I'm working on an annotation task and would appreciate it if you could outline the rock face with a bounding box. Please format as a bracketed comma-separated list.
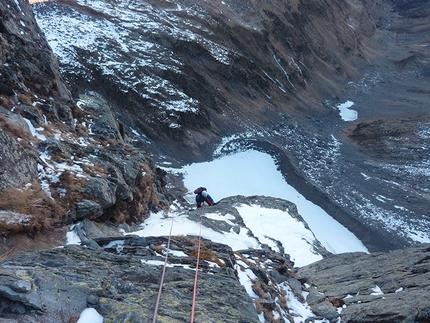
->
[296, 243, 430, 323]
[0, 127, 38, 192]
[0, 0, 170, 240]
[0, 0, 61, 193]
[0, 229, 428, 322]
[0, 238, 260, 323]
[0, 0, 70, 99]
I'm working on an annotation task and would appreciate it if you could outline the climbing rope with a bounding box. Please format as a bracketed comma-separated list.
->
[152, 215, 175, 323]
[190, 204, 205, 323]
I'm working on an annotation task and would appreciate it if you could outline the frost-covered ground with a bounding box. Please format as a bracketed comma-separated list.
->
[33, 0, 232, 129]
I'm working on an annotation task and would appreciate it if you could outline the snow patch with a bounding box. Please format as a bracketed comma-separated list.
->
[336, 100, 357, 121]
[370, 285, 384, 295]
[77, 308, 103, 323]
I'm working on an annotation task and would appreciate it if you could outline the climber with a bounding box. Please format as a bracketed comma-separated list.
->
[194, 187, 216, 208]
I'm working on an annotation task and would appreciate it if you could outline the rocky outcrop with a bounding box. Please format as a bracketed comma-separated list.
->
[296, 243, 430, 323]
[0, 127, 38, 193]
[0, 0, 70, 99]
[0, 195, 325, 322]
[0, 238, 260, 323]
[0, 222, 428, 322]
[0, 0, 170, 238]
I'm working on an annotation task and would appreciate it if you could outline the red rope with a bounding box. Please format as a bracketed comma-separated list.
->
[190, 205, 204, 323]
[152, 216, 174, 323]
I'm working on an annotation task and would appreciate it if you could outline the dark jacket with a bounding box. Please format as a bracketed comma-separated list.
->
[194, 187, 215, 207]
[196, 193, 215, 207]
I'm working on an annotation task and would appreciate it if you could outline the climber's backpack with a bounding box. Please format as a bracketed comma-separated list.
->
[194, 187, 207, 195]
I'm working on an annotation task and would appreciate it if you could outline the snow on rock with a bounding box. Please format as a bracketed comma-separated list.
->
[77, 308, 103, 323]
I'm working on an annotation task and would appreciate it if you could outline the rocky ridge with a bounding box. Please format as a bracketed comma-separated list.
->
[297, 243, 430, 323]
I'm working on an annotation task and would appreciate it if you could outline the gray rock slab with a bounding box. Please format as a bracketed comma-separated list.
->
[0, 241, 260, 323]
[297, 243, 430, 323]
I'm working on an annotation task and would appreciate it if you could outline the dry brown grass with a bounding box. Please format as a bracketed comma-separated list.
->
[112, 211, 127, 224]
[327, 296, 345, 308]
[235, 260, 290, 323]
[54, 170, 87, 207]
[186, 237, 226, 267]
[128, 163, 162, 221]
[154, 244, 165, 255]
[0, 182, 65, 233]
[251, 279, 267, 298]
[40, 121, 68, 135]
[81, 163, 107, 178]
[253, 299, 281, 323]
[0, 239, 34, 262]
[254, 299, 264, 314]
[0, 248, 16, 262]
[0, 96, 13, 109]
[70, 104, 86, 120]
[100, 136, 116, 148]
[253, 295, 283, 323]
[75, 123, 89, 138]
[264, 311, 277, 322]
[17, 93, 33, 106]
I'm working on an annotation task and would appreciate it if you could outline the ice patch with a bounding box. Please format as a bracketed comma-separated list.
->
[337, 100, 357, 121]
[66, 226, 81, 245]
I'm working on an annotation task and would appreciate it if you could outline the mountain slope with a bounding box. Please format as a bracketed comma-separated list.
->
[0, 0, 170, 255]
[29, 0, 430, 252]
[32, 0, 376, 159]
[0, 0, 429, 321]
[0, 0, 429, 266]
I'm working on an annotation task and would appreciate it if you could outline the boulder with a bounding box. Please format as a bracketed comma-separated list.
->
[0, 128, 38, 192]
[296, 243, 430, 323]
[83, 177, 117, 210]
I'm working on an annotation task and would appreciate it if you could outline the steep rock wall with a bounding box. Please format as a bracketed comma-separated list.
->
[0, 0, 170, 243]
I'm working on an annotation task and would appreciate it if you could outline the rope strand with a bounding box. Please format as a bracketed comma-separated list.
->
[152, 216, 174, 323]
[190, 205, 204, 323]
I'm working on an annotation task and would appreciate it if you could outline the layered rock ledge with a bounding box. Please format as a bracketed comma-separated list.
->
[296, 243, 430, 323]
